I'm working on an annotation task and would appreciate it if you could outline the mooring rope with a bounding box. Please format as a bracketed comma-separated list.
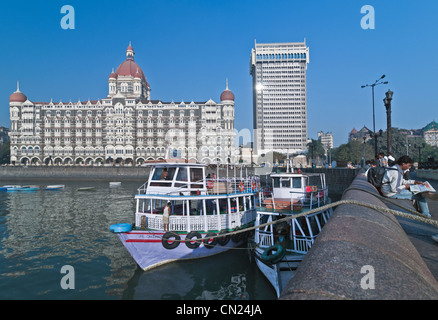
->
[155, 195, 438, 244]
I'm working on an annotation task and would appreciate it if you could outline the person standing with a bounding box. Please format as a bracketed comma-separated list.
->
[377, 152, 388, 167]
[380, 155, 431, 218]
[163, 202, 171, 231]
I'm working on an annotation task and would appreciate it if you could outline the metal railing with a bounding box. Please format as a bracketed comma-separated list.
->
[137, 176, 261, 196]
[257, 186, 329, 213]
[136, 208, 257, 232]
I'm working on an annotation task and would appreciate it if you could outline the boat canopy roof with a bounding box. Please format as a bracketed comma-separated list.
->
[141, 159, 206, 167]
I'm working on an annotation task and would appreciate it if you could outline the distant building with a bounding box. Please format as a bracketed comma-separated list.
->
[8, 43, 237, 166]
[423, 121, 438, 147]
[250, 40, 309, 156]
[317, 131, 333, 150]
[349, 126, 372, 142]
[0, 127, 9, 144]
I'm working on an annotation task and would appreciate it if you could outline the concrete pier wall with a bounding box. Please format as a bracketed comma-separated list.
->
[416, 169, 438, 180]
[0, 166, 150, 181]
[280, 174, 438, 300]
[0, 167, 361, 190]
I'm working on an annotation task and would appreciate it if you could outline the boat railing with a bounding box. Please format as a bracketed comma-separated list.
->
[136, 207, 257, 233]
[255, 209, 326, 255]
[137, 176, 261, 196]
[254, 211, 276, 248]
[257, 186, 328, 213]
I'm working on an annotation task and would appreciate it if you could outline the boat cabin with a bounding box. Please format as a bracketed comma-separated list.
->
[270, 172, 326, 201]
[139, 161, 207, 196]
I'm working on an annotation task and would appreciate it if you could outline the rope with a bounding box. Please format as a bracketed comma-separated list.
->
[343, 186, 426, 217]
[155, 197, 438, 244]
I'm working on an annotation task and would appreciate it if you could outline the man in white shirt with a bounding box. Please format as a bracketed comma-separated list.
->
[163, 202, 171, 231]
[381, 155, 431, 218]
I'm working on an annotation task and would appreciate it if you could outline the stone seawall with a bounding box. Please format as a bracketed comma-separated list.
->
[0, 166, 150, 181]
[416, 169, 438, 180]
[0, 166, 362, 188]
[280, 174, 438, 300]
[302, 168, 361, 196]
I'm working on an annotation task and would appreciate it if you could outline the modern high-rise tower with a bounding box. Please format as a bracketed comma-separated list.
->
[250, 40, 309, 156]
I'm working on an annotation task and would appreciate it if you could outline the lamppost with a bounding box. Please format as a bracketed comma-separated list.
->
[415, 143, 425, 164]
[362, 136, 367, 168]
[361, 75, 388, 158]
[383, 89, 394, 154]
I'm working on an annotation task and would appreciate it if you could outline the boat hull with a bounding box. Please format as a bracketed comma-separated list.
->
[117, 230, 247, 271]
[45, 185, 65, 190]
[254, 250, 281, 297]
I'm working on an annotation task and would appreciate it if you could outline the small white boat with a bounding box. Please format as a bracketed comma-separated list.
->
[252, 161, 333, 298]
[3, 185, 23, 191]
[77, 187, 96, 191]
[45, 185, 65, 190]
[109, 182, 122, 187]
[111, 159, 261, 271]
[19, 185, 40, 191]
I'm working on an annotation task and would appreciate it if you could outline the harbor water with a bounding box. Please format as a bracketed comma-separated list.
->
[0, 180, 276, 300]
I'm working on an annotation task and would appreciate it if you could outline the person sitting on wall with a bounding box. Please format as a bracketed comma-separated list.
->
[381, 155, 431, 218]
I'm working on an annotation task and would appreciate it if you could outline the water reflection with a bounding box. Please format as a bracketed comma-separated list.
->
[122, 248, 275, 300]
[0, 181, 138, 299]
[0, 180, 276, 300]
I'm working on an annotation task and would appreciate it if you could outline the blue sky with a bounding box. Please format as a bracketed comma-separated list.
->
[1, 0, 437, 147]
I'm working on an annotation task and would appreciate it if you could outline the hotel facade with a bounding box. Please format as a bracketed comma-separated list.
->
[9, 43, 237, 166]
[250, 41, 309, 156]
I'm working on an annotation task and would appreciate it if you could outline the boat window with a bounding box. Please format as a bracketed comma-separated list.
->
[190, 168, 203, 183]
[164, 167, 176, 181]
[281, 178, 290, 188]
[230, 198, 238, 213]
[273, 178, 280, 188]
[152, 167, 176, 181]
[205, 199, 215, 214]
[219, 198, 229, 214]
[176, 167, 188, 181]
[151, 168, 163, 180]
[292, 177, 302, 188]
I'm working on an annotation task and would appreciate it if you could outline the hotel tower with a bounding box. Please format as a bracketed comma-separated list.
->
[250, 40, 309, 156]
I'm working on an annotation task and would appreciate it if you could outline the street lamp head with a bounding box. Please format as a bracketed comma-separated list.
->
[361, 85, 366, 88]
[385, 89, 394, 100]
[383, 81, 388, 84]
[380, 75, 386, 79]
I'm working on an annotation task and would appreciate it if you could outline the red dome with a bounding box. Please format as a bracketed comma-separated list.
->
[220, 89, 234, 101]
[115, 59, 146, 81]
[9, 91, 27, 103]
[109, 71, 117, 79]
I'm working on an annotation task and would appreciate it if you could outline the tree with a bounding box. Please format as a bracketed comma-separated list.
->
[0, 142, 10, 164]
[306, 139, 326, 165]
[333, 139, 373, 164]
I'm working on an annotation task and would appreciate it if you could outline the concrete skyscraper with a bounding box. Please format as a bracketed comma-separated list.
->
[250, 40, 309, 157]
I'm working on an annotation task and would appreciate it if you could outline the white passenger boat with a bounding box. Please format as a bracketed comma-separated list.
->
[110, 159, 260, 271]
[252, 165, 333, 298]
